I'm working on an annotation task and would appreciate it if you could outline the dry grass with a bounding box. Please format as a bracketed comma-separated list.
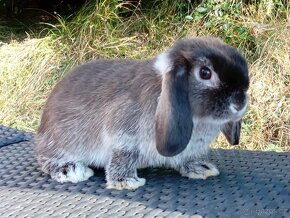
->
[0, 37, 69, 131]
[0, 0, 289, 151]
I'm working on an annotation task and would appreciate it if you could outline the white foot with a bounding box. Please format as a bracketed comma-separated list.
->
[106, 177, 146, 190]
[51, 162, 94, 183]
[181, 162, 220, 180]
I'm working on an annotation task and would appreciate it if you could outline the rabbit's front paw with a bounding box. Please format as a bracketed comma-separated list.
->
[106, 177, 146, 190]
[106, 148, 145, 190]
[179, 161, 219, 180]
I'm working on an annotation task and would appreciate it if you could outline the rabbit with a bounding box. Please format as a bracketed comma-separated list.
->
[35, 36, 249, 190]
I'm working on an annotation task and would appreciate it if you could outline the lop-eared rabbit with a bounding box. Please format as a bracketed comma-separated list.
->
[36, 37, 249, 190]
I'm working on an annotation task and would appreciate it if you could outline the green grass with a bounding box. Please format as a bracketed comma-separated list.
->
[0, 0, 289, 151]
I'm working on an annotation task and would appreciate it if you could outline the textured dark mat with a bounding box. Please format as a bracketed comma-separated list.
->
[0, 135, 289, 217]
[0, 125, 33, 147]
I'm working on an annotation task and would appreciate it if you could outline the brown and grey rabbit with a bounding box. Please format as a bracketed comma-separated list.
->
[36, 37, 249, 190]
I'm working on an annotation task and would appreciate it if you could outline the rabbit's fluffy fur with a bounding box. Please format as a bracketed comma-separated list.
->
[36, 37, 249, 190]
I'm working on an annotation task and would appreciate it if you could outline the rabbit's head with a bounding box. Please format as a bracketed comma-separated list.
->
[155, 37, 249, 156]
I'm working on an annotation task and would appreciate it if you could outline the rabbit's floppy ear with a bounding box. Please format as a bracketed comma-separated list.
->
[222, 120, 242, 145]
[155, 53, 193, 157]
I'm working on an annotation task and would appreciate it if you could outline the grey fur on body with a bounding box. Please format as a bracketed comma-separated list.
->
[36, 37, 249, 190]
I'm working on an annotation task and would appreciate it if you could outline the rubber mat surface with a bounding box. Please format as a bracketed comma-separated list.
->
[0, 125, 32, 147]
[0, 133, 289, 217]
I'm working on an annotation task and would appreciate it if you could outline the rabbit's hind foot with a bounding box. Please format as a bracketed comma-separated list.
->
[179, 161, 220, 180]
[50, 162, 94, 183]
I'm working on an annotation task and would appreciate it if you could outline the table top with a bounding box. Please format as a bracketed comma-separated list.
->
[0, 125, 289, 218]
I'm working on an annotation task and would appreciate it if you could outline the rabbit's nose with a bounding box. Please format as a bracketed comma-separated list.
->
[230, 92, 248, 113]
[229, 102, 247, 115]
[230, 103, 243, 113]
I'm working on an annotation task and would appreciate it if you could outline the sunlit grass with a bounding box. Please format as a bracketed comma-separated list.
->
[0, 0, 289, 151]
[0, 37, 69, 131]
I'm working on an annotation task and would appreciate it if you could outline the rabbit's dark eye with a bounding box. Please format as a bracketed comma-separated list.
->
[200, 67, 212, 80]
